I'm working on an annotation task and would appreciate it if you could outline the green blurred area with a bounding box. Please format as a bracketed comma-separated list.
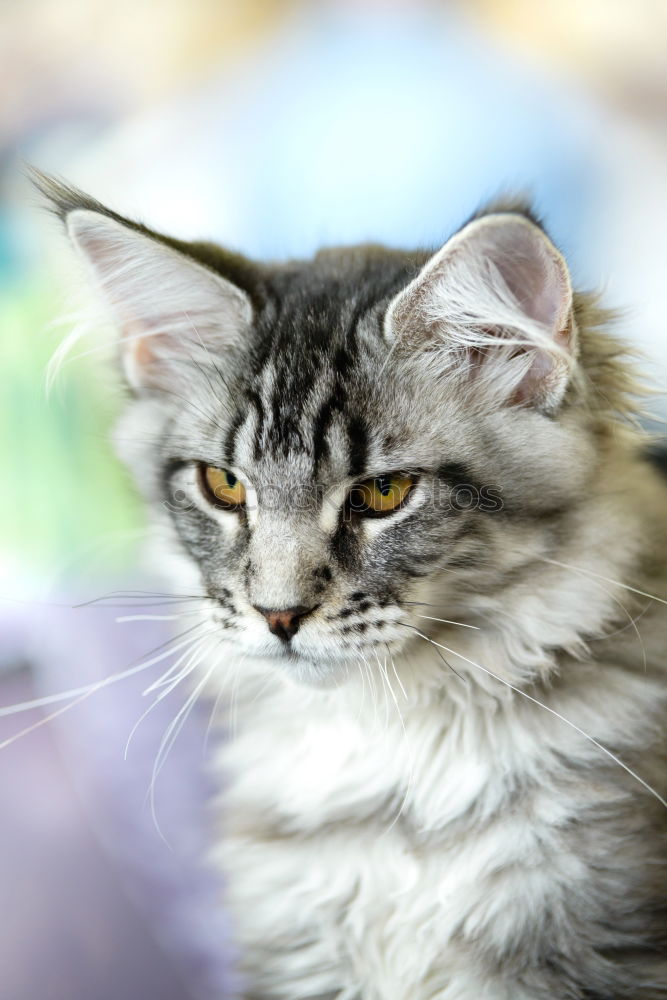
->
[1, 279, 142, 579]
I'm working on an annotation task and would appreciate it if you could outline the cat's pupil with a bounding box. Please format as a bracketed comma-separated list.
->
[376, 476, 392, 497]
[226, 471, 237, 487]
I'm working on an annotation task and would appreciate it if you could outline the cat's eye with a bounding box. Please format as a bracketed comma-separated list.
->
[200, 464, 247, 509]
[348, 473, 416, 517]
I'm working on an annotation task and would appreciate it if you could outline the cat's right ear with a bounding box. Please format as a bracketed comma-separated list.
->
[36, 174, 252, 391]
[384, 211, 575, 414]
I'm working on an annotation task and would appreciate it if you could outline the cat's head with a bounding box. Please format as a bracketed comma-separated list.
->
[41, 174, 629, 687]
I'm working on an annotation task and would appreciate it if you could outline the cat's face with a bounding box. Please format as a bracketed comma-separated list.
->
[141, 303, 586, 685]
[47, 177, 590, 685]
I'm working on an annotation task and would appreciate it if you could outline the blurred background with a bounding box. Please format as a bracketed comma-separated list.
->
[2, 1, 667, 997]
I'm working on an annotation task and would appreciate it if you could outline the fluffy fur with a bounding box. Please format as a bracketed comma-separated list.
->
[39, 170, 667, 999]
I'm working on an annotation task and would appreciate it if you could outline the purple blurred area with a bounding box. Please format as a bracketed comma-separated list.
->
[0, 671, 191, 1000]
[0, 595, 236, 1000]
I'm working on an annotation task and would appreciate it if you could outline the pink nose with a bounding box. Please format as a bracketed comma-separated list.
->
[254, 605, 317, 642]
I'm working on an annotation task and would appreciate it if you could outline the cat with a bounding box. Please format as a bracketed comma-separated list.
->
[37, 171, 667, 999]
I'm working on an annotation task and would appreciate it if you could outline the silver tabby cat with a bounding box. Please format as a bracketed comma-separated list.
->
[40, 173, 667, 999]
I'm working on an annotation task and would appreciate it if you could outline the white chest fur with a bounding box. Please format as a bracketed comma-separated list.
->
[208, 634, 638, 1000]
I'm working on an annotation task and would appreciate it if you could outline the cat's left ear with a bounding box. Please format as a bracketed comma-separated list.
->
[384, 213, 576, 413]
[64, 209, 253, 391]
[29, 166, 254, 392]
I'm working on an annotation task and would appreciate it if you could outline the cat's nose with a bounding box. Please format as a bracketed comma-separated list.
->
[254, 604, 318, 642]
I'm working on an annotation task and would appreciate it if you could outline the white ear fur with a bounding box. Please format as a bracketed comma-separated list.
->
[385, 214, 575, 412]
[66, 210, 252, 390]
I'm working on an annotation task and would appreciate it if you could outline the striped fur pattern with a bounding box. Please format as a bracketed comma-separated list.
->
[41, 172, 667, 999]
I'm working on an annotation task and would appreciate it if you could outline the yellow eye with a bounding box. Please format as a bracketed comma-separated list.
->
[201, 465, 247, 509]
[349, 473, 416, 517]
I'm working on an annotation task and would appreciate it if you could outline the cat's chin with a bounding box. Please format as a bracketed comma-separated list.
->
[255, 647, 357, 689]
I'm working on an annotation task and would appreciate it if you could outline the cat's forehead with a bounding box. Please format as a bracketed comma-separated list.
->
[167, 247, 473, 479]
[213, 263, 386, 477]
[230, 321, 379, 485]
[248, 246, 427, 351]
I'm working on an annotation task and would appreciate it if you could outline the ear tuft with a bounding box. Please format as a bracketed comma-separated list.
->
[64, 208, 252, 391]
[28, 165, 125, 227]
[385, 213, 575, 413]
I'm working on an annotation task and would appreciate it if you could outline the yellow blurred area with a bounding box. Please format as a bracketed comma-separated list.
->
[1, 0, 293, 124]
[468, 0, 667, 114]
[4, 0, 667, 120]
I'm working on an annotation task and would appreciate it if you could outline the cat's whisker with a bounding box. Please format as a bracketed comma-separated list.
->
[387, 646, 408, 701]
[126, 620, 214, 676]
[95, 601, 209, 609]
[148, 659, 219, 844]
[416, 614, 479, 630]
[378, 653, 393, 734]
[115, 613, 187, 623]
[247, 669, 280, 709]
[380, 649, 408, 734]
[0, 628, 208, 750]
[383, 656, 402, 724]
[402, 600, 483, 615]
[220, 663, 238, 743]
[374, 648, 416, 838]
[188, 345, 227, 405]
[405, 625, 667, 812]
[589, 600, 652, 641]
[399, 600, 444, 608]
[372, 651, 391, 731]
[352, 657, 367, 724]
[19, 623, 205, 759]
[359, 651, 380, 731]
[228, 653, 251, 742]
[374, 649, 396, 715]
[147, 381, 216, 425]
[537, 556, 667, 608]
[371, 651, 386, 720]
[0, 591, 212, 612]
[182, 324, 236, 416]
[174, 314, 236, 394]
[142, 630, 217, 695]
[203, 648, 240, 755]
[477, 596, 650, 654]
[362, 658, 378, 729]
[140, 643, 206, 702]
[203, 687, 226, 756]
[74, 589, 214, 607]
[399, 621, 467, 684]
[510, 559, 649, 670]
[0, 621, 211, 722]
[601, 589, 648, 673]
[126, 633, 216, 757]
[0, 685, 119, 751]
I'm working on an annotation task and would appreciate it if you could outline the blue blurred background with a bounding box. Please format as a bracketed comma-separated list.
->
[2, 1, 667, 997]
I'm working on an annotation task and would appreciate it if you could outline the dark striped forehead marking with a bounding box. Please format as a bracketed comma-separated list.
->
[312, 391, 339, 469]
[221, 256, 423, 471]
[224, 410, 244, 466]
[246, 390, 265, 460]
[347, 415, 368, 478]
